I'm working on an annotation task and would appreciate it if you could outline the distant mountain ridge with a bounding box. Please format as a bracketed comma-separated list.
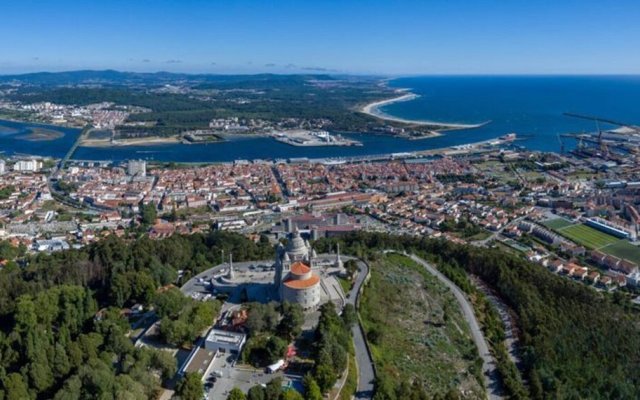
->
[0, 69, 347, 86]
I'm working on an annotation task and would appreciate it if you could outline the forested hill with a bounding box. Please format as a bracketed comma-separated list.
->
[2, 71, 393, 136]
[315, 232, 640, 400]
[0, 232, 273, 399]
[0, 70, 343, 86]
[0, 232, 273, 319]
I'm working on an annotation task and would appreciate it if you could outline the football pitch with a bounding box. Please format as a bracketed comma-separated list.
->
[601, 241, 640, 264]
[556, 224, 620, 249]
[542, 218, 574, 230]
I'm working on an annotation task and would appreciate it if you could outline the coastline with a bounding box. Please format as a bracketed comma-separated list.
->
[360, 90, 486, 130]
[0, 116, 82, 130]
[80, 136, 182, 147]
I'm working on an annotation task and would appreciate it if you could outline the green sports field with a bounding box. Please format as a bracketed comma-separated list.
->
[601, 241, 640, 264]
[546, 219, 640, 263]
[542, 218, 574, 230]
[556, 224, 620, 249]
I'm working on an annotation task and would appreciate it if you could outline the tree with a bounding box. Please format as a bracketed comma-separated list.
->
[265, 336, 287, 364]
[265, 377, 283, 400]
[344, 259, 359, 278]
[53, 343, 71, 378]
[129, 271, 156, 304]
[278, 301, 304, 339]
[153, 287, 188, 318]
[159, 317, 190, 347]
[53, 374, 82, 400]
[279, 389, 303, 400]
[341, 303, 357, 327]
[4, 373, 30, 400]
[314, 362, 337, 393]
[151, 349, 177, 380]
[175, 372, 203, 400]
[303, 374, 323, 400]
[227, 387, 246, 400]
[247, 386, 266, 400]
[109, 273, 132, 307]
[29, 354, 54, 393]
[141, 202, 157, 225]
[246, 302, 280, 335]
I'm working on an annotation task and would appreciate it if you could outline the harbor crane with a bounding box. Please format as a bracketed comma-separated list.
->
[563, 112, 640, 158]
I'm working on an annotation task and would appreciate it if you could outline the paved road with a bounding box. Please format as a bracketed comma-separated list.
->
[471, 216, 526, 248]
[180, 255, 377, 399]
[347, 260, 376, 400]
[472, 278, 521, 368]
[406, 253, 503, 400]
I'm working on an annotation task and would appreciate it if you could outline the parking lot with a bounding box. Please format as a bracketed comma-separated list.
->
[204, 352, 302, 399]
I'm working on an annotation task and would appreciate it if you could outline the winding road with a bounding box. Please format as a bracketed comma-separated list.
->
[347, 260, 376, 400]
[405, 253, 503, 400]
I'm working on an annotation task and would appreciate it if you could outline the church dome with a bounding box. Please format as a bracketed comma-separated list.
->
[285, 231, 309, 258]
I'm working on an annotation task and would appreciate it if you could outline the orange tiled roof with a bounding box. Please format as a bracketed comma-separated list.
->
[283, 275, 320, 290]
[290, 261, 311, 276]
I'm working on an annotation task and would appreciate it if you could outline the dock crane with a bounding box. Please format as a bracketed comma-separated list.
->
[563, 112, 638, 158]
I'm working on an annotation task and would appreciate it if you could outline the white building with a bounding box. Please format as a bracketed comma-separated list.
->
[13, 159, 43, 172]
[0, 160, 5, 175]
[33, 239, 70, 252]
[204, 328, 246, 354]
[127, 160, 146, 177]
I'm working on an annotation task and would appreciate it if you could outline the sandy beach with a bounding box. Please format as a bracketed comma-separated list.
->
[360, 90, 485, 129]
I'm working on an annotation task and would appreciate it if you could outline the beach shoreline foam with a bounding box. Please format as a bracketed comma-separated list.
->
[360, 89, 487, 130]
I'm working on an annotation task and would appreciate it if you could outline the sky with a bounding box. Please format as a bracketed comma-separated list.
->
[1, 0, 639, 75]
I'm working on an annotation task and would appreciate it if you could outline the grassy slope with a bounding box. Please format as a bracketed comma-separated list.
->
[360, 253, 484, 398]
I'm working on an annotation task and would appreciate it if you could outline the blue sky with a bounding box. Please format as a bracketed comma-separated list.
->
[1, 0, 639, 75]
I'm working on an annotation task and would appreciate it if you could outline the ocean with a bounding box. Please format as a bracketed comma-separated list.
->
[2, 76, 639, 162]
[383, 75, 640, 152]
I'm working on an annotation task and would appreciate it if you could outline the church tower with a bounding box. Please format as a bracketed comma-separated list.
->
[274, 229, 315, 299]
[335, 243, 343, 269]
[227, 252, 235, 280]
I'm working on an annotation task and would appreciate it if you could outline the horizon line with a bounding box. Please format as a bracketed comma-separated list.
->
[1, 69, 640, 79]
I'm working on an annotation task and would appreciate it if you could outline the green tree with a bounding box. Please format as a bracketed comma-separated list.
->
[151, 349, 177, 381]
[4, 373, 30, 400]
[247, 386, 266, 400]
[344, 259, 359, 278]
[279, 389, 303, 400]
[141, 202, 157, 225]
[53, 374, 82, 400]
[109, 273, 132, 307]
[114, 374, 147, 399]
[129, 271, 156, 304]
[153, 287, 188, 318]
[159, 317, 190, 347]
[246, 302, 280, 335]
[341, 303, 357, 327]
[314, 362, 337, 393]
[228, 387, 247, 400]
[53, 343, 71, 378]
[303, 374, 322, 400]
[278, 301, 304, 339]
[28, 354, 54, 393]
[265, 377, 283, 400]
[265, 336, 287, 364]
[175, 372, 203, 400]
